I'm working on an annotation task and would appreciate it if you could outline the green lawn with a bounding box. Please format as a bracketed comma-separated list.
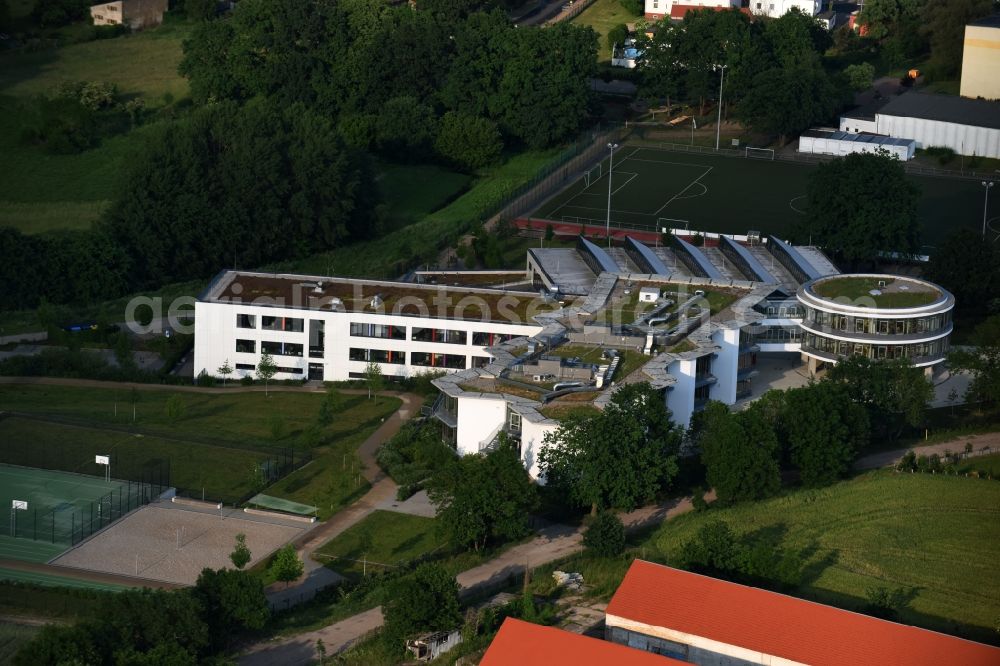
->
[273, 148, 562, 279]
[0, 568, 126, 591]
[0, 386, 402, 506]
[0, 385, 390, 451]
[315, 510, 444, 581]
[957, 454, 1000, 478]
[534, 144, 991, 248]
[533, 471, 1000, 643]
[812, 277, 939, 308]
[378, 163, 472, 230]
[0, 22, 192, 235]
[570, 0, 638, 62]
[258, 397, 401, 520]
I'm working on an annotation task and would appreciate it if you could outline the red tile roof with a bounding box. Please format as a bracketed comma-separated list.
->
[480, 618, 688, 666]
[606, 561, 1000, 666]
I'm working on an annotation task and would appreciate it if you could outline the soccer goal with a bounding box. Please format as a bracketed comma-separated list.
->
[745, 147, 775, 160]
[583, 162, 602, 187]
[658, 218, 690, 234]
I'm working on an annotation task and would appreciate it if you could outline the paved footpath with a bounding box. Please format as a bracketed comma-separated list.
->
[265, 393, 421, 610]
[854, 431, 1000, 471]
[238, 495, 702, 665]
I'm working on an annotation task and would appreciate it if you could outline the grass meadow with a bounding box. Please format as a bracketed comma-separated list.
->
[530, 471, 1000, 644]
[0, 20, 193, 235]
[0, 386, 401, 508]
[569, 0, 638, 62]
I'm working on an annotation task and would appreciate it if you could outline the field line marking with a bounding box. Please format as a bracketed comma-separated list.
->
[611, 172, 639, 196]
[557, 203, 659, 217]
[620, 157, 714, 169]
[673, 181, 708, 200]
[653, 165, 713, 216]
[789, 195, 807, 215]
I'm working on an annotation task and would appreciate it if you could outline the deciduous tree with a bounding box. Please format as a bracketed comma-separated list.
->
[540, 382, 681, 514]
[271, 544, 304, 587]
[229, 533, 252, 570]
[799, 152, 920, 266]
[949, 315, 1000, 406]
[826, 356, 932, 440]
[257, 351, 277, 397]
[783, 382, 869, 486]
[382, 564, 462, 650]
[193, 568, 269, 651]
[695, 401, 781, 504]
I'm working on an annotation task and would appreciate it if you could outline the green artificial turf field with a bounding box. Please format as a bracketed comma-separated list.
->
[533, 145, 990, 249]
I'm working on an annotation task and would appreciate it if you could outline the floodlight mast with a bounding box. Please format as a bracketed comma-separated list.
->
[983, 181, 995, 239]
[714, 64, 728, 151]
[606, 142, 618, 248]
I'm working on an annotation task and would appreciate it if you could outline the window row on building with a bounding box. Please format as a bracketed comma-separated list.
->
[750, 326, 803, 343]
[234, 362, 302, 375]
[804, 308, 950, 335]
[802, 333, 949, 361]
[236, 314, 306, 332]
[235, 339, 306, 357]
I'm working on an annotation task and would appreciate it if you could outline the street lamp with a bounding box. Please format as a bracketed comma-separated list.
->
[714, 64, 728, 151]
[606, 142, 618, 247]
[983, 181, 995, 239]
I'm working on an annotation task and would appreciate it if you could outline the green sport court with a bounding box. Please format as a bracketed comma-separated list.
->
[0, 464, 149, 562]
[532, 145, 989, 249]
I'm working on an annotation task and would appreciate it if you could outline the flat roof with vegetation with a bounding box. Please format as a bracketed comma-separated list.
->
[809, 276, 943, 309]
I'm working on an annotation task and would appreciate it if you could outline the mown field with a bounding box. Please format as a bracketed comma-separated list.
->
[569, 0, 638, 62]
[0, 20, 194, 234]
[0, 385, 401, 508]
[532, 471, 1000, 643]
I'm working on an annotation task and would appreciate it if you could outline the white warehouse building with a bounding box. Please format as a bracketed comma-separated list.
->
[798, 129, 915, 160]
[840, 92, 1000, 159]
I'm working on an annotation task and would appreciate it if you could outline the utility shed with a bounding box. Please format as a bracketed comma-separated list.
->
[798, 129, 915, 160]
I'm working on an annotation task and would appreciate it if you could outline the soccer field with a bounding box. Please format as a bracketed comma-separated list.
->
[532, 145, 989, 248]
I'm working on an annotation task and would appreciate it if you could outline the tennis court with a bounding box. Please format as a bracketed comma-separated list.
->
[0, 464, 158, 559]
[532, 144, 987, 248]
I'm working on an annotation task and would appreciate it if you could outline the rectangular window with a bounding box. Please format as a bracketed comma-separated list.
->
[237, 314, 256, 329]
[261, 316, 304, 332]
[472, 356, 492, 368]
[275, 366, 304, 375]
[508, 410, 522, 432]
[261, 341, 303, 357]
[411, 352, 466, 369]
[411, 327, 468, 345]
[472, 332, 516, 347]
[855, 319, 866, 333]
[348, 348, 405, 364]
[350, 322, 406, 340]
[878, 320, 889, 334]
[235, 363, 254, 370]
[235, 339, 255, 353]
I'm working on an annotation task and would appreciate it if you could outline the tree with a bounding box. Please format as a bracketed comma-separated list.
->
[540, 382, 681, 514]
[844, 62, 876, 91]
[607, 23, 629, 51]
[217, 359, 233, 386]
[695, 401, 781, 504]
[583, 511, 626, 556]
[229, 533, 252, 570]
[271, 544, 304, 587]
[374, 96, 438, 159]
[949, 315, 1000, 406]
[864, 585, 909, 620]
[428, 436, 538, 551]
[924, 229, 1000, 312]
[738, 61, 841, 144]
[364, 359, 384, 403]
[382, 563, 462, 651]
[434, 112, 503, 171]
[921, 0, 993, 78]
[636, 22, 684, 111]
[826, 357, 932, 440]
[318, 389, 338, 426]
[184, 0, 216, 20]
[783, 382, 869, 486]
[192, 568, 269, 651]
[619, 0, 642, 15]
[857, 0, 922, 41]
[799, 152, 920, 266]
[257, 351, 277, 397]
[102, 100, 382, 289]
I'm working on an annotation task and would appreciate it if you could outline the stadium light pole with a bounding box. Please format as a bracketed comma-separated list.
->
[606, 142, 618, 248]
[983, 181, 995, 239]
[714, 64, 727, 151]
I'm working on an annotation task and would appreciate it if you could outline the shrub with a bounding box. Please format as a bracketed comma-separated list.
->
[691, 487, 708, 512]
[240, 374, 254, 386]
[583, 512, 626, 557]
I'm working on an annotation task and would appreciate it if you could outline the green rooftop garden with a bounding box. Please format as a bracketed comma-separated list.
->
[812, 277, 941, 308]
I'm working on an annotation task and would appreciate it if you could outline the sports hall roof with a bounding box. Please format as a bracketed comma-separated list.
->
[480, 618, 686, 666]
[607, 561, 1000, 666]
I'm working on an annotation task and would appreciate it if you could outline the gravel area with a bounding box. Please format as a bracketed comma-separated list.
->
[53, 505, 306, 585]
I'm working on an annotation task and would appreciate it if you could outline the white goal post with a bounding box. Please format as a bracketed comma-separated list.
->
[583, 162, 602, 187]
[745, 147, 775, 160]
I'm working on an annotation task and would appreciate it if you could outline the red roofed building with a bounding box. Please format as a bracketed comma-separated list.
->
[605, 560, 1000, 666]
[481, 617, 689, 666]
